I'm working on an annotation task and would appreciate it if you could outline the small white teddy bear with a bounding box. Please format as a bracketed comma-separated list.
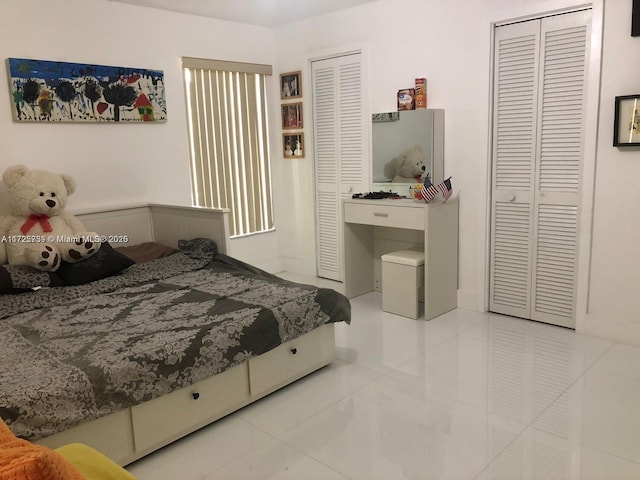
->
[0, 165, 100, 271]
[384, 145, 427, 183]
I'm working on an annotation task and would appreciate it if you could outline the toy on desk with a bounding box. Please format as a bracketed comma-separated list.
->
[409, 184, 424, 201]
[383, 145, 426, 183]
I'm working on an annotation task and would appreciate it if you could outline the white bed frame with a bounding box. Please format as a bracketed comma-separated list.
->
[36, 204, 336, 466]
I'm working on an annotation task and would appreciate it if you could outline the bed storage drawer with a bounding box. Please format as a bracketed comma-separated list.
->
[248, 323, 335, 397]
[344, 202, 424, 230]
[38, 409, 134, 463]
[131, 362, 250, 453]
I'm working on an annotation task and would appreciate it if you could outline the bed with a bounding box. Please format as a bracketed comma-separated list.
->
[0, 204, 350, 466]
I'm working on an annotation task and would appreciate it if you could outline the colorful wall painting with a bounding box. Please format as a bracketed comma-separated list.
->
[7, 58, 167, 122]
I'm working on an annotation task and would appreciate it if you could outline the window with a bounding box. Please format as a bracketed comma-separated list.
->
[183, 57, 274, 237]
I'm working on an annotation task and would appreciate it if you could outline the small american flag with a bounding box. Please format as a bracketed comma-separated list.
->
[438, 177, 453, 203]
[420, 176, 438, 203]
[421, 177, 453, 204]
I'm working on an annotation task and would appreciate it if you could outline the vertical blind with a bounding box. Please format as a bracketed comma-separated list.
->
[183, 57, 274, 237]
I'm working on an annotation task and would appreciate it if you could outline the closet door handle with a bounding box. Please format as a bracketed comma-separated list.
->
[373, 212, 389, 217]
[508, 194, 516, 202]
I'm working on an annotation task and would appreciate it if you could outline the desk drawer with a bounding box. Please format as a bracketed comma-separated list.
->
[344, 202, 424, 230]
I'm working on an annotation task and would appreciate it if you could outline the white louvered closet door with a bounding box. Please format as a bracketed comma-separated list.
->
[490, 10, 590, 328]
[490, 20, 540, 320]
[312, 53, 368, 281]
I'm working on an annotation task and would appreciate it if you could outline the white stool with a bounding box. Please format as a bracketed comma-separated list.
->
[381, 249, 425, 319]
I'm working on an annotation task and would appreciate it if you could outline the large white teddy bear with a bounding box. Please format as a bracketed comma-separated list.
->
[0, 165, 100, 271]
[384, 145, 427, 183]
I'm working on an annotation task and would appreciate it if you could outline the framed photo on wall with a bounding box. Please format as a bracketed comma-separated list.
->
[280, 71, 301, 99]
[283, 132, 304, 158]
[613, 94, 640, 146]
[281, 102, 303, 130]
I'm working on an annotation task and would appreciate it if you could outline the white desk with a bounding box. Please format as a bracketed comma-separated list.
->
[343, 197, 458, 320]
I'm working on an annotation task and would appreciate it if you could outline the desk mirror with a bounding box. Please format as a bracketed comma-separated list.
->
[371, 109, 444, 195]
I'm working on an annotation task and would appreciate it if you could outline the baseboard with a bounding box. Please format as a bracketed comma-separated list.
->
[457, 288, 482, 312]
[581, 313, 640, 346]
[255, 258, 284, 274]
[283, 257, 317, 277]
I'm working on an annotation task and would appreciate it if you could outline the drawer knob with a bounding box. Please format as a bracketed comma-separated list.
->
[192, 392, 200, 400]
[290, 348, 297, 355]
[373, 212, 389, 217]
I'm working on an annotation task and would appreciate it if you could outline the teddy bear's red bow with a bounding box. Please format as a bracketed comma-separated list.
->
[20, 214, 53, 235]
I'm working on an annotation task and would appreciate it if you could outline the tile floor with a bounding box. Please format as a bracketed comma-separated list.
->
[128, 278, 640, 479]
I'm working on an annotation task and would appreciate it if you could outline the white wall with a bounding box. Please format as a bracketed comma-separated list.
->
[0, 0, 282, 270]
[586, 0, 640, 344]
[273, 0, 640, 344]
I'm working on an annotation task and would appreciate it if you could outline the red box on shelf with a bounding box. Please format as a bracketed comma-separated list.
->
[415, 78, 427, 109]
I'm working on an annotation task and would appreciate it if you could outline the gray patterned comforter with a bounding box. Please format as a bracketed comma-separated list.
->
[0, 239, 350, 441]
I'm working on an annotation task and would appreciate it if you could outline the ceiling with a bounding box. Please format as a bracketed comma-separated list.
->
[109, 0, 377, 27]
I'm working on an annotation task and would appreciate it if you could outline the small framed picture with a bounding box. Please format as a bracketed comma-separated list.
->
[280, 71, 301, 99]
[283, 132, 304, 158]
[281, 102, 303, 130]
[613, 94, 640, 146]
